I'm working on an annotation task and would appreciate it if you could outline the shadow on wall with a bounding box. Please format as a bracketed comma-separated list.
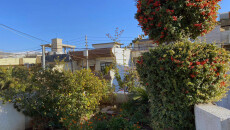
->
[216, 90, 230, 110]
[111, 65, 131, 92]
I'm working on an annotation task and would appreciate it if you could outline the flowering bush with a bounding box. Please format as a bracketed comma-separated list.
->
[135, 0, 222, 44]
[136, 41, 230, 129]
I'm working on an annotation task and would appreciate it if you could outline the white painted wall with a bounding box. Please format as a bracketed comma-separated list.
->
[0, 102, 25, 130]
[111, 48, 131, 91]
[195, 104, 230, 130]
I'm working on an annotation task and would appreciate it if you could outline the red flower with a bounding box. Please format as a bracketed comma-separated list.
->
[157, 22, 162, 27]
[190, 74, 195, 78]
[172, 16, 177, 21]
[190, 66, 195, 69]
[185, 90, 189, 94]
[201, 12, 205, 15]
[201, 61, 206, 65]
[216, 72, 220, 76]
[171, 56, 174, 61]
[221, 81, 226, 87]
[196, 62, 200, 65]
[190, 62, 193, 66]
[146, 83, 149, 86]
[164, 27, 167, 30]
[166, 9, 170, 13]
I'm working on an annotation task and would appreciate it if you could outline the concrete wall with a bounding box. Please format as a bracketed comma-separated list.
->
[195, 104, 230, 130]
[21, 58, 37, 64]
[0, 102, 26, 130]
[0, 57, 40, 66]
[0, 58, 20, 66]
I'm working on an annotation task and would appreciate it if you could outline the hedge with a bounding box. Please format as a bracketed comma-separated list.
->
[136, 41, 230, 129]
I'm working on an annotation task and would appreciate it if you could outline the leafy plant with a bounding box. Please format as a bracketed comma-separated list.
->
[0, 66, 109, 129]
[136, 41, 230, 129]
[131, 86, 148, 104]
[121, 87, 150, 128]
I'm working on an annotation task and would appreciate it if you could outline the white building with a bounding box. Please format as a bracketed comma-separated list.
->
[70, 42, 131, 91]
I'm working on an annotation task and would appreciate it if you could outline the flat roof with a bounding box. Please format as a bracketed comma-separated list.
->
[41, 44, 75, 48]
[92, 42, 123, 46]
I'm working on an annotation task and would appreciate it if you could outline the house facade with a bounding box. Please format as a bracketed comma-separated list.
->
[131, 39, 156, 66]
[70, 42, 131, 91]
[42, 38, 75, 71]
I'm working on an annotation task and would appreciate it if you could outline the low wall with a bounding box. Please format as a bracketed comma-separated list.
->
[0, 102, 25, 130]
[195, 104, 230, 130]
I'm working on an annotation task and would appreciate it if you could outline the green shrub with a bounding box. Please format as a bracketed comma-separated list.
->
[136, 41, 230, 129]
[121, 87, 150, 127]
[107, 116, 136, 130]
[0, 67, 109, 129]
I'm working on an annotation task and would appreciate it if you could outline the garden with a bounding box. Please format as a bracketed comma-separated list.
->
[0, 0, 230, 129]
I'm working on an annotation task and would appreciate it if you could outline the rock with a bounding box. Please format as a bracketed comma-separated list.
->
[101, 106, 112, 113]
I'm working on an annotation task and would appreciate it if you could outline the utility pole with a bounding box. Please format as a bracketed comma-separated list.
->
[85, 35, 88, 69]
[42, 45, 45, 69]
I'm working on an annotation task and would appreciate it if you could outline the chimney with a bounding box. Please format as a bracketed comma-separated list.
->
[51, 38, 63, 54]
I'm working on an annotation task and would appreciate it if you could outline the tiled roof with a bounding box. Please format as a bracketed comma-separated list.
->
[70, 48, 114, 61]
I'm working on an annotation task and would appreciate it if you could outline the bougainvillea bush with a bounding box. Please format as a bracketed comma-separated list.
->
[135, 0, 222, 44]
[136, 41, 230, 129]
[0, 67, 109, 129]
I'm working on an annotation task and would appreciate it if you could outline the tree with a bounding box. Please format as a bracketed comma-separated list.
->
[106, 27, 124, 43]
[135, 0, 222, 44]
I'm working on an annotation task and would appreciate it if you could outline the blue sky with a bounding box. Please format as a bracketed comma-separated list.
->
[0, 0, 229, 52]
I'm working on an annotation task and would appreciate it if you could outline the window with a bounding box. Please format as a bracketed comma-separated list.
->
[100, 62, 112, 72]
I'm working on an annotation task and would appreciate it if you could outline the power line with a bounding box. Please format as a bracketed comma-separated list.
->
[87, 36, 134, 38]
[62, 36, 85, 43]
[0, 24, 50, 43]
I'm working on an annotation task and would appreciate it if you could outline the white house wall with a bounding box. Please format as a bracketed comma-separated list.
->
[111, 48, 131, 91]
